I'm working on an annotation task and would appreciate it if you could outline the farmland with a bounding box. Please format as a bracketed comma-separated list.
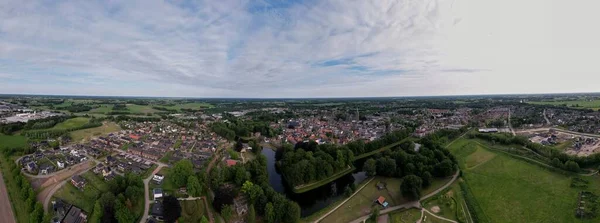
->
[51, 117, 91, 130]
[449, 138, 600, 223]
[529, 99, 600, 111]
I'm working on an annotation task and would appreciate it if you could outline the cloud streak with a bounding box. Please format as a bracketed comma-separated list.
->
[1, 0, 599, 97]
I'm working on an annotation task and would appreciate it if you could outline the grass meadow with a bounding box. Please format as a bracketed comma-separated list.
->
[449, 138, 600, 223]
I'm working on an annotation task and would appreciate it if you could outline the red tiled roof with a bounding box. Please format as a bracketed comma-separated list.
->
[226, 159, 238, 167]
[377, 196, 386, 204]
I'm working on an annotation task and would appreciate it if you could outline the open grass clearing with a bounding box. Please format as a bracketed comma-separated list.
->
[449, 138, 600, 223]
[70, 122, 121, 142]
[322, 176, 452, 223]
[464, 145, 496, 169]
[423, 211, 453, 223]
[389, 208, 422, 223]
[529, 100, 600, 111]
[51, 117, 91, 130]
[81, 171, 110, 192]
[0, 134, 28, 149]
[53, 183, 101, 213]
[126, 104, 161, 114]
[179, 199, 209, 223]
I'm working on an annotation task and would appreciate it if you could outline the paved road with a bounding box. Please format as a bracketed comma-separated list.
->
[0, 170, 17, 223]
[543, 109, 551, 126]
[43, 180, 67, 211]
[139, 165, 165, 223]
[508, 108, 516, 136]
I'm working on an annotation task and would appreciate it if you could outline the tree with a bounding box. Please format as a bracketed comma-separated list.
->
[114, 200, 135, 223]
[283, 201, 301, 223]
[400, 175, 423, 200]
[566, 160, 581, 172]
[163, 196, 182, 223]
[29, 203, 44, 223]
[233, 165, 248, 186]
[91, 201, 103, 222]
[368, 206, 380, 222]
[221, 204, 233, 222]
[344, 185, 353, 197]
[422, 171, 432, 188]
[265, 202, 275, 223]
[200, 216, 209, 223]
[247, 204, 256, 223]
[242, 181, 262, 202]
[171, 160, 194, 187]
[433, 159, 454, 177]
[187, 176, 202, 197]
[363, 158, 377, 176]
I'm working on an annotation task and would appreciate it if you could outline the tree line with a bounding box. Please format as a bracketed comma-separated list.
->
[210, 152, 301, 223]
[210, 117, 279, 141]
[88, 174, 145, 223]
[363, 137, 457, 200]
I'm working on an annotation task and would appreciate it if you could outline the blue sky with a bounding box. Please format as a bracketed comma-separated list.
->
[1, 0, 599, 97]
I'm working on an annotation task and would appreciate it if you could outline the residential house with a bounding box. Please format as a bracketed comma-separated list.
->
[153, 188, 163, 200]
[26, 162, 37, 173]
[152, 174, 164, 184]
[61, 205, 88, 223]
[150, 202, 164, 221]
[57, 161, 65, 169]
[71, 175, 86, 190]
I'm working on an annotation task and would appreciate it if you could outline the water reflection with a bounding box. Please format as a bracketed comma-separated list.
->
[261, 148, 368, 217]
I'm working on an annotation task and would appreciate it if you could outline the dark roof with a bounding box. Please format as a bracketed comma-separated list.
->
[151, 202, 164, 217]
[71, 175, 85, 184]
[62, 206, 86, 223]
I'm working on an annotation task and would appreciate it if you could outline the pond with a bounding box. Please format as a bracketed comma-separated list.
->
[261, 147, 368, 217]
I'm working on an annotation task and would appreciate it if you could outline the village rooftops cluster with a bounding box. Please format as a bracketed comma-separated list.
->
[272, 115, 401, 145]
[20, 146, 88, 175]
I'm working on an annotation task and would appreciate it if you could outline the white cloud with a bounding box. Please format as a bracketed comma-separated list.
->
[0, 0, 599, 97]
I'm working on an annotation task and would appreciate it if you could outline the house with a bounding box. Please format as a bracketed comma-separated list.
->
[376, 196, 389, 208]
[106, 156, 117, 166]
[225, 159, 238, 167]
[26, 162, 37, 173]
[40, 164, 54, 175]
[102, 167, 112, 178]
[57, 161, 66, 169]
[93, 163, 105, 174]
[71, 175, 86, 190]
[152, 174, 164, 184]
[52, 199, 72, 220]
[61, 205, 87, 223]
[129, 134, 141, 141]
[150, 202, 164, 221]
[153, 188, 163, 200]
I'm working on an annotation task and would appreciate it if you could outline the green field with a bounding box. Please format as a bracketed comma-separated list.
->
[81, 172, 110, 192]
[449, 138, 600, 223]
[88, 105, 113, 114]
[179, 199, 209, 223]
[163, 102, 214, 110]
[389, 208, 422, 223]
[51, 117, 90, 130]
[529, 99, 600, 110]
[322, 176, 452, 223]
[70, 122, 121, 142]
[54, 183, 102, 213]
[0, 134, 28, 149]
[126, 104, 160, 114]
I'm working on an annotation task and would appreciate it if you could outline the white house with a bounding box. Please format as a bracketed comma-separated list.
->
[153, 188, 163, 200]
[152, 174, 164, 184]
[70, 150, 79, 156]
[57, 161, 65, 169]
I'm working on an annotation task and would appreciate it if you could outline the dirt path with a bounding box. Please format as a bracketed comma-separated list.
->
[423, 208, 458, 223]
[0, 169, 16, 223]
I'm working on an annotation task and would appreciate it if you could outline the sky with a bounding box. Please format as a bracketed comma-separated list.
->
[1, 0, 599, 98]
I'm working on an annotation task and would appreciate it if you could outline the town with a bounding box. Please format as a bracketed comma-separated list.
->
[2, 95, 600, 223]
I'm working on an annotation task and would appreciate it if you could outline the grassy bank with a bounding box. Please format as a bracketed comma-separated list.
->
[353, 137, 413, 160]
[292, 166, 356, 194]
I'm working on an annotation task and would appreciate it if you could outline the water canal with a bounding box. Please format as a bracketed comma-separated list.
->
[261, 147, 368, 217]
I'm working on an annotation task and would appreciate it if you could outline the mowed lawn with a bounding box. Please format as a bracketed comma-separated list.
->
[0, 134, 28, 149]
[449, 139, 600, 223]
[322, 176, 452, 223]
[179, 199, 209, 223]
[70, 122, 121, 142]
[389, 208, 422, 223]
[54, 183, 102, 213]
